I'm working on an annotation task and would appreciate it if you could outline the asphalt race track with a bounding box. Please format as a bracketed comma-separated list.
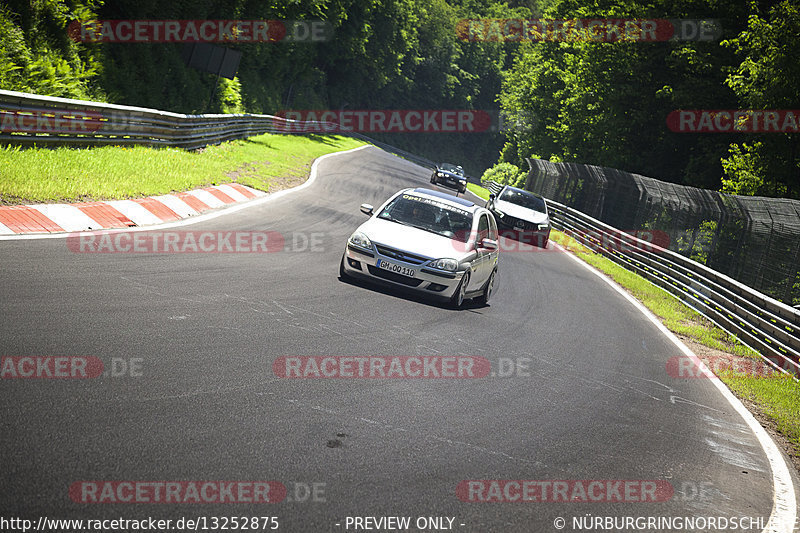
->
[0, 146, 796, 532]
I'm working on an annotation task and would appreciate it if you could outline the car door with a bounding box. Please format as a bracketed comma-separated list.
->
[470, 214, 491, 289]
[487, 214, 499, 273]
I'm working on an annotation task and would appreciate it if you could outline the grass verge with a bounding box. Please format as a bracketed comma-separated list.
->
[0, 134, 365, 204]
[471, 182, 800, 468]
[721, 371, 800, 454]
[467, 182, 490, 201]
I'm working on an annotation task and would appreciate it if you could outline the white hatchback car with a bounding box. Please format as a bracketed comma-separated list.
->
[487, 185, 551, 247]
[340, 188, 499, 307]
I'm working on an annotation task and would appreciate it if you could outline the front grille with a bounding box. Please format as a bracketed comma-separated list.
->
[374, 244, 429, 265]
[367, 265, 424, 287]
[499, 215, 538, 231]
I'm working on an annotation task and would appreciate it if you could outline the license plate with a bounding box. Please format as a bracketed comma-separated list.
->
[377, 259, 415, 277]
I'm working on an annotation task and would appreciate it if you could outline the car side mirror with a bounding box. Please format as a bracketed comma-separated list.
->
[480, 238, 498, 251]
[489, 193, 496, 201]
[360, 204, 373, 216]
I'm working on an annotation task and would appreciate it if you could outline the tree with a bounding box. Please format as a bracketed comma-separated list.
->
[498, 0, 752, 188]
[722, 0, 800, 198]
[0, 1, 104, 100]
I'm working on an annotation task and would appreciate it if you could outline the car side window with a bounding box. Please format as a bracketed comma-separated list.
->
[488, 215, 497, 241]
[477, 214, 489, 243]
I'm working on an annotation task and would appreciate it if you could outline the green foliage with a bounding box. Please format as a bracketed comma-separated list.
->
[218, 77, 243, 114]
[83, 0, 531, 174]
[0, 1, 104, 99]
[723, 1, 800, 109]
[688, 220, 717, 264]
[481, 161, 526, 187]
[720, 142, 769, 196]
[721, 0, 800, 198]
[8, 0, 799, 197]
[1, 0, 537, 175]
[496, 0, 786, 191]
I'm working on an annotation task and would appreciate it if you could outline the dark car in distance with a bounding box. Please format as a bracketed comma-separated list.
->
[430, 163, 467, 194]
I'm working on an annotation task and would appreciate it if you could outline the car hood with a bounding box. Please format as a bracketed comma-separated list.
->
[495, 199, 549, 224]
[357, 217, 473, 261]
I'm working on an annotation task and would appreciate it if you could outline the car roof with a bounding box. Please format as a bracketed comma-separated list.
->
[407, 188, 477, 210]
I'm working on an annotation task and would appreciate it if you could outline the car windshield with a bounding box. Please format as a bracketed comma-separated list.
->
[439, 163, 463, 175]
[378, 194, 473, 242]
[499, 188, 546, 212]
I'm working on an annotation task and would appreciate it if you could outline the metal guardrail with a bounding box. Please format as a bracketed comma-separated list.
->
[0, 90, 439, 171]
[483, 180, 800, 379]
[0, 90, 283, 149]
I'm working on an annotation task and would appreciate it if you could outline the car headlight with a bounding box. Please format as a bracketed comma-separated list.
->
[348, 232, 373, 250]
[538, 222, 550, 230]
[494, 210, 505, 218]
[429, 258, 459, 271]
[437, 172, 445, 177]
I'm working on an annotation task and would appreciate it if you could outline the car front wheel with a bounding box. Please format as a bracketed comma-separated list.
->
[476, 268, 496, 306]
[450, 270, 470, 308]
[540, 232, 550, 248]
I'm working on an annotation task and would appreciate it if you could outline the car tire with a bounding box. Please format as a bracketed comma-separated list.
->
[539, 231, 550, 248]
[476, 268, 496, 306]
[450, 270, 470, 308]
[430, 175, 436, 184]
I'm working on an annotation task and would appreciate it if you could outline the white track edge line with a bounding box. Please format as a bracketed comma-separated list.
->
[0, 144, 372, 240]
[551, 240, 796, 533]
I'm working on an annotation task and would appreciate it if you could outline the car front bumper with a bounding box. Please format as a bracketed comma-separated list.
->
[434, 175, 467, 190]
[495, 215, 550, 241]
[342, 244, 465, 299]
[496, 224, 550, 246]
